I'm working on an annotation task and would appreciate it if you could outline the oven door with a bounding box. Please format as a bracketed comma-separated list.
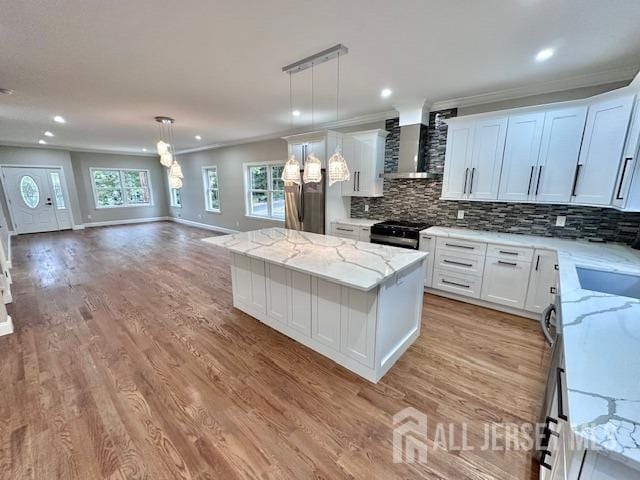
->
[369, 234, 418, 249]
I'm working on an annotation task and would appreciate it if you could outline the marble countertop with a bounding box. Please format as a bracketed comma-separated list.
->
[202, 227, 427, 291]
[423, 226, 640, 468]
[333, 218, 380, 227]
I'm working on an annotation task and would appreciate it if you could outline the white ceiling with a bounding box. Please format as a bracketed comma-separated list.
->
[1, 0, 639, 154]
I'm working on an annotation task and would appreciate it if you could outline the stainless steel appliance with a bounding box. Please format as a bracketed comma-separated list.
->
[370, 220, 431, 249]
[284, 172, 325, 234]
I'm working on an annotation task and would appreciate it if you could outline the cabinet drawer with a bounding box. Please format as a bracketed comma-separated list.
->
[434, 250, 485, 277]
[481, 257, 532, 309]
[436, 237, 487, 256]
[486, 244, 534, 262]
[331, 223, 359, 240]
[358, 227, 370, 242]
[432, 269, 482, 299]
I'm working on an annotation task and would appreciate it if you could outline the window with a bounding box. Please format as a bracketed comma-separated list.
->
[91, 169, 152, 208]
[20, 175, 40, 208]
[245, 163, 285, 220]
[49, 172, 66, 209]
[169, 185, 182, 208]
[203, 166, 220, 212]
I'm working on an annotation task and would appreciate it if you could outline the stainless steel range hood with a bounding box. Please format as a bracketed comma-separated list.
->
[383, 101, 442, 179]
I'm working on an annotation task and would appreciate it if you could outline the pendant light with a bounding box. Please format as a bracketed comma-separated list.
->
[281, 73, 302, 184]
[155, 116, 174, 167]
[327, 52, 350, 186]
[303, 63, 322, 184]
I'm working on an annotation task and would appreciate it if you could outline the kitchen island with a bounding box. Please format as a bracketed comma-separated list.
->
[203, 228, 427, 382]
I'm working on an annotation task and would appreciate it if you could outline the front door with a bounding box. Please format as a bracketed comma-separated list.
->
[2, 167, 61, 234]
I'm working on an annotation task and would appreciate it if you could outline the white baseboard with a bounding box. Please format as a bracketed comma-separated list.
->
[0, 315, 13, 337]
[170, 217, 238, 234]
[83, 216, 170, 228]
[72, 224, 85, 230]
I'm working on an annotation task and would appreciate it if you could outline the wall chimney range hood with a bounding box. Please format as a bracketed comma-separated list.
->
[383, 101, 442, 179]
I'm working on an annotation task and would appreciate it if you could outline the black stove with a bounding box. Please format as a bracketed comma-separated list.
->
[370, 220, 432, 249]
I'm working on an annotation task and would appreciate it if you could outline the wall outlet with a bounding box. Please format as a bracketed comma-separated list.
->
[457, 210, 464, 220]
[364, 204, 369, 212]
[87, 214, 92, 219]
[198, 214, 202, 219]
[236, 221, 240, 227]
[556, 215, 567, 227]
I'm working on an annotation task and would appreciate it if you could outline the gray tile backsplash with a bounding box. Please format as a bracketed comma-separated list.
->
[351, 115, 640, 245]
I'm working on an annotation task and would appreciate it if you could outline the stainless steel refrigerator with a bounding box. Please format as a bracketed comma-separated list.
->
[284, 170, 325, 234]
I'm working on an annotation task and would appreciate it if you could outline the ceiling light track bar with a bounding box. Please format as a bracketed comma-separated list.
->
[282, 44, 348, 75]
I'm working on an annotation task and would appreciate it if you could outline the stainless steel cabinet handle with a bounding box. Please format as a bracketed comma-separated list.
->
[357, 171, 360, 191]
[497, 260, 517, 266]
[616, 157, 632, 200]
[498, 250, 518, 256]
[443, 259, 473, 267]
[469, 168, 475, 194]
[463, 168, 469, 194]
[535, 165, 543, 195]
[335, 227, 354, 232]
[445, 243, 474, 250]
[535, 254, 540, 271]
[527, 166, 535, 196]
[442, 279, 470, 289]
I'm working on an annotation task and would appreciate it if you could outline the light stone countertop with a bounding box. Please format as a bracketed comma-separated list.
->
[203, 227, 427, 291]
[422, 226, 640, 469]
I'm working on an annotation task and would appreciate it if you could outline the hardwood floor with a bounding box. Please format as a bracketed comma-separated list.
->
[0, 222, 550, 479]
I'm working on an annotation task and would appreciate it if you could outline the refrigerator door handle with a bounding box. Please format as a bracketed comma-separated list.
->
[298, 183, 304, 223]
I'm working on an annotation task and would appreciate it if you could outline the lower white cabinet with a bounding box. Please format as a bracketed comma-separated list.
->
[330, 221, 372, 242]
[266, 263, 288, 326]
[232, 254, 267, 315]
[312, 278, 343, 350]
[418, 234, 435, 287]
[480, 256, 532, 309]
[287, 270, 312, 335]
[432, 268, 483, 299]
[340, 287, 376, 367]
[358, 227, 371, 242]
[525, 250, 559, 313]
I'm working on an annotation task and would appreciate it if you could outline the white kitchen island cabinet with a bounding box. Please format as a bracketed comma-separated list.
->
[203, 228, 427, 383]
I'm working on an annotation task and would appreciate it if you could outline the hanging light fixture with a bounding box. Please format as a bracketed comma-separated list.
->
[281, 73, 302, 184]
[168, 175, 183, 189]
[303, 63, 322, 184]
[155, 116, 175, 167]
[327, 51, 350, 186]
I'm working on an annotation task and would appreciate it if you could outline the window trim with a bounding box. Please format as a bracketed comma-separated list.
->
[202, 165, 221, 213]
[168, 173, 182, 208]
[243, 161, 285, 221]
[90, 167, 154, 209]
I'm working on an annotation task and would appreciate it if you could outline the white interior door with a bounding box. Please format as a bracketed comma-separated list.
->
[2, 167, 60, 234]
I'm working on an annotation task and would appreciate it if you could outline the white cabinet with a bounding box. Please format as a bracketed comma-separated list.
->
[358, 227, 370, 242]
[340, 287, 377, 367]
[288, 138, 326, 167]
[330, 221, 371, 242]
[418, 234, 435, 287]
[498, 112, 545, 201]
[525, 250, 558, 313]
[441, 116, 507, 200]
[287, 270, 312, 335]
[612, 97, 640, 210]
[468, 116, 508, 200]
[572, 94, 635, 205]
[266, 263, 288, 326]
[481, 256, 532, 309]
[441, 120, 475, 199]
[341, 129, 387, 197]
[535, 106, 588, 203]
[311, 278, 342, 350]
[231, 253, 266, 315]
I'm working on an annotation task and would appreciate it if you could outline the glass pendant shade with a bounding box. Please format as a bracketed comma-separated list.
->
[160, 152, 173, 167]
[156, 140, 170, 156]
[168, 175, 183, 189]
[169, 160, 184, 179]
[281, 155, 301, 184]
[327, 148, 350, 186]
[302, 152, 322, 183]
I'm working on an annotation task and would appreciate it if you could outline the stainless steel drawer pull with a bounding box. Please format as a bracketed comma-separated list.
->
[497, 260, 517, 266]
[441, 279, 470, 289]
[445, 243, 474, 249]
[443, 259, 473, 267]
[335, 227, 354, 232]
[498, 250, 518, 256]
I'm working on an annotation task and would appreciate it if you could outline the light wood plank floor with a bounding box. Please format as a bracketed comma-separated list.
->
[0, 222, 550, 479]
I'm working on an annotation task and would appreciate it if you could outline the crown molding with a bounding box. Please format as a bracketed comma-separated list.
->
[176, 109, 398, 154]
[0, 141, 157, 157]
[431, 64, 639, 111]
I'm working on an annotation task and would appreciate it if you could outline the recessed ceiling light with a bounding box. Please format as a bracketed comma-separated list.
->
[381, 88, 392, 98]
[53, 115, 66, 123]
[142, 148, 148, 152]
[0, 88, 13, 95]
[292, 110, 301, 117]
[38, 139, 47, 145]
[44, 131, 54, 137]
[195, 135, 202, 141]
[535, 48, 554, 62]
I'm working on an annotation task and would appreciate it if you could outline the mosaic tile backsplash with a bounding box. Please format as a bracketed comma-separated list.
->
[351, 116, 640, 245]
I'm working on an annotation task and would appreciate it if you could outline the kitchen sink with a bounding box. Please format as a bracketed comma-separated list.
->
[576, 266, 640, 299]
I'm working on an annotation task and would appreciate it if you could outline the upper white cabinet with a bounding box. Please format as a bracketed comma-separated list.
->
[535, 106, 588, 203]
[571, 94, 635, 205]
[441, 116, 507, 200]
[612, 98, 640, 209]
[498, 112, 546, 201]
[341, 129, 388, 197]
